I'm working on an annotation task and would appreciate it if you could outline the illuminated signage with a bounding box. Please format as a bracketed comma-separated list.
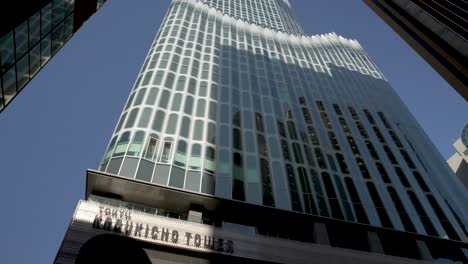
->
[92, 206, 234, 254]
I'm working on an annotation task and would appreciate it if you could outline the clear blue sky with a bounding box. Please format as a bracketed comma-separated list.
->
[0, 0, 466, 263]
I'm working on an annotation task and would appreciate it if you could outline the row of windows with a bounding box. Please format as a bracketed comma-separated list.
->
[0, 0, 75, 110]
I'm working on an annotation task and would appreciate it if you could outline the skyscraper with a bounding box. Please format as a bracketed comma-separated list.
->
[56, 0, 468, 263]
[448, 124, 468, 190]
[362, 0, 468, 101]
[0, 0, 106, 113]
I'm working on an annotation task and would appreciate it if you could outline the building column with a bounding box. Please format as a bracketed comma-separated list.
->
[367, 231, 384, 254]
[416, 240, 432, 261]
[313, 222, 330, 245]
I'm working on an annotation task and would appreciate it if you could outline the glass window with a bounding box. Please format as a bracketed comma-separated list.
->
[413, 171, 430, 192]
[366, 182, 393, 228]
[176, 76, 186, 91]
[426, 195, 460, 240]
[365, 140, 380, 160]
[16, 55, 29, 90]
[159, 90, 170, 108]
[407, 191, 438, 236]
[125, 108, 139, 128]
[297, 167, 316, 215]
[356, 158, 371, 179]
[0, 31, 15, 71]
[376, 162, 392, 183]
[400, 150, 416, 169]
[208, 101, 216, 121]
[286, 164, 303, 212]
[30, 44, 41, 76]
[134, 88, 147, 106]
[314, 148, 327, 169]
[292, 143, 303, 164]
[196, 99, 206, 117]
[193, 120, 204, 140]
[184, 96, 194, 115]
[384, 146, 397, 164]
[171, 93, 182, 111]
[63, 14, 73, 40]
[124, 93, 135, 111]
[206, 122, 216, 144]
[189, 144, 202, 170]
[259, 157, 274, 207]
[344, 178, 369, 224]
[322, 172, 344, 220]
[41, 3, 52, 37]
[113, 132, 131, 157]
[232, 153, 245, 201]
[144, 136, 158, 160]
[2, 67, 16, 104]
[41, 33, 52, 66]
[127, 131, 145, 157]
[201, 173, 215, 195]
[204, 146, 216, 173]
[51, 23, 64, 54]
[387, 187, 416, 232]
[169, 166, 185, 188]
[15, 21, 28, 58]
[394, 167, 411, 188]
[29, 11, 41, 47]
[153, 71, 164, 85]
[151, 110, 165, 131]
[165, 114, 178, 134]
[180, 117, 190, 138]
[146, 88, 159, 105]
[335, 153, 349, 174]
[233, 128, 242, 150]
[52, 0, 65, 27]
[257, 134, 267, 156]
[103, 136, 118, 161]
[159, 140, 173, 163]
[173, 140, 187, 167]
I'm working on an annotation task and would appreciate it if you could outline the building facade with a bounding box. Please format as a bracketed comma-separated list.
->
[0, 0, 106, 112]
[56, 0, 468, 263]
[362, 0, 468, 100]
[448, 124, 468, 190]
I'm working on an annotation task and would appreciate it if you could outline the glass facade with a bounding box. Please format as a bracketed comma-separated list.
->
[0, 0, 106, 112]
[99, 0, 468, 242]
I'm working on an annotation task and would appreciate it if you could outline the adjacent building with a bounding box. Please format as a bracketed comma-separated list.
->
[448, 124, 468, 190]
[362, 0, 468, 100]
[0, 0, 106, 113]
[56, 0, 468, 263]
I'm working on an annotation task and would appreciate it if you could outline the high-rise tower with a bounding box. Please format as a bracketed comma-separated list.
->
[56, 1, 468, 263]
[363, 0, 468, 100]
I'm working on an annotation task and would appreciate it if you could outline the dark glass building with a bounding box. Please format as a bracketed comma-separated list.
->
[363, 0, 468, 100]
[56, 0, 468, 263]
[0, 0, 106, 112]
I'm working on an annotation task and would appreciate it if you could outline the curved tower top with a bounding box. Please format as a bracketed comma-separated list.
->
[200, 0, 304, 35]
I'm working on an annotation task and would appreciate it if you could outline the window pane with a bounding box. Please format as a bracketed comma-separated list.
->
[16, 55, 29, 91]
[41, 3, 52, 37]
[0, 31, 15, 72]
[41, 33, 51, 66]
[29, 11, 41, 47]
[3, 67, 16, 104]
[15, 21, 28, 58]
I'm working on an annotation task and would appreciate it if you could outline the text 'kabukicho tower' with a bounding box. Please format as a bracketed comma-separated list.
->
[56, 1, 468, 263]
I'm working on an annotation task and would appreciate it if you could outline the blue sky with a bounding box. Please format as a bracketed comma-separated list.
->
[0, 0, 466, 263]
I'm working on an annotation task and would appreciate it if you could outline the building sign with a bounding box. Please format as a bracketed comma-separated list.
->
[92, 206, 234, 254]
